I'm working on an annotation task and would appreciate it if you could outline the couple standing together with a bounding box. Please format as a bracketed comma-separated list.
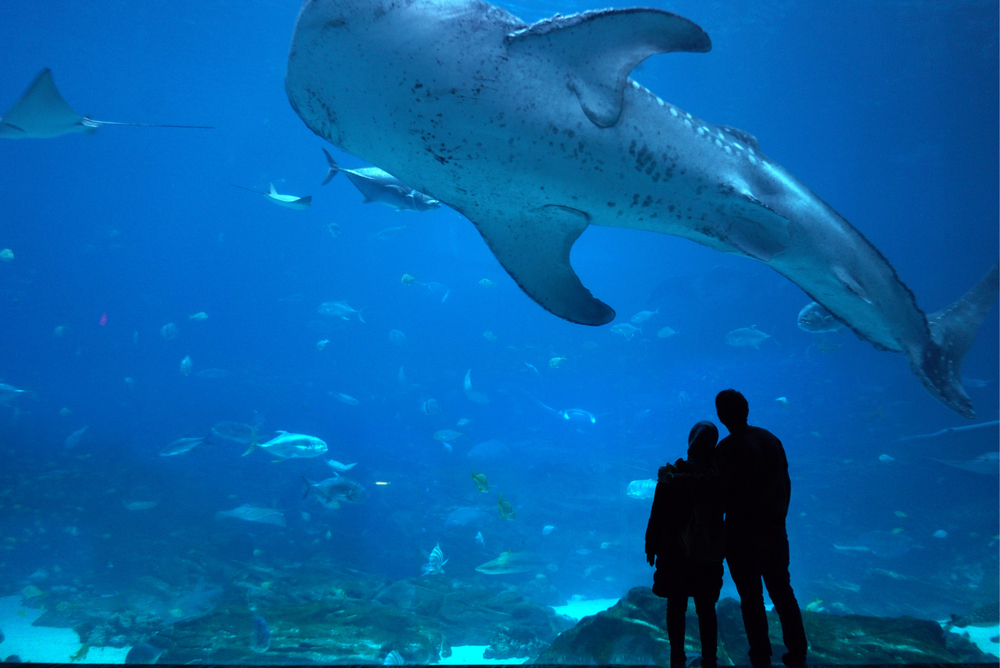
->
[645, 389, 809, 668]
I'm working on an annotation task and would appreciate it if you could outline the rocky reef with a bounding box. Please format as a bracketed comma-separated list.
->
[535, 587, 994, 665]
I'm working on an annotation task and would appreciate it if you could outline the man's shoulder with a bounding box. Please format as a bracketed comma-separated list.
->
[748, 425, 781, 440]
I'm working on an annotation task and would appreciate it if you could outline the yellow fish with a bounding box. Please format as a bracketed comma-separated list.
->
[497, 493, 515, 520]
[471, 470, 489, 493]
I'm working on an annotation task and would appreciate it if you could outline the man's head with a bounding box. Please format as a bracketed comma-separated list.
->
[716, 389, 749, 431]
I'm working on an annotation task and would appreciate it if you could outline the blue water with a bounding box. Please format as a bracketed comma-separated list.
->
[0, 0, 997, 650]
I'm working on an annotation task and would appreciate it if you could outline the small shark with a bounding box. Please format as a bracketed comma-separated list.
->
[322, 148, 440, 211]
[285, 0, 998, 417]
[0, 69, 212, 138]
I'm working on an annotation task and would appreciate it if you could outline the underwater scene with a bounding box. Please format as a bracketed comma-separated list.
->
[0, 0, 997, 664]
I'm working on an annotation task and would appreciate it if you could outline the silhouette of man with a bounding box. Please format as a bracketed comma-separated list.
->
[714, 389, 807, 667]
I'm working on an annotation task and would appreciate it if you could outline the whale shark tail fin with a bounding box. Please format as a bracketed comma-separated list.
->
[914, 262, 999, 419]
[322, 148, 340, 185]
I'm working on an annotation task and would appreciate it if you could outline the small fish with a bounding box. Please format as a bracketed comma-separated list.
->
[483, 330, 497, 342]
[878, 454, 895, 462]
[775, 396, 789, 407]
[626, 479, 657, 500]
[421, 280, 451, 302]
[433, 429, 463, 443]
[326, 459, 357, 472]
[0, 382, 27, 405]
[421, 398, 441, 416]
[69, 644, 89, 662]
[0, 248, 13, 262]
[475, 531, 485, 547]
[371, 225, 408, 240]
[180, 355, 193, 376]
[894, 510, 907, 518]
[630, 308, 659, 324]
[209, 421, 260, 447]
[471, 470, 489, 493]
[123, 500, 159, 511]
[303, 475, 368, 509]
[318, 300, 365, 322]
[189, 312, 209, 321]
[560, 408, 596, 424]
[316, 339, 330, 350]
[549, 356, 567, 369]
[524, 362, 540, 376]
[542, 525, 555, 536]
[322, 148, 440, 211]
[479, 278, 496, 288]
[456, 418, 472, 427]
[932, 529, 948, 539]
[160, 436, 205, 456]
[797, 302, 842, 333]
[497, 493, 515, 520]
[215, 504, 286, 527]
[726, 325, 771, 349]
[333, 392, 360, 405]
[421, 542, 448, 575]
[401, 273, 417, 286]
[610, 323, 641, 340]
[250, 430, 328, 459]
[656, 326, 678, 338]
[389, 329, 407, 346]
[160, 323, 178, 339]
[249, 614, 271, 653]
[64, 425, 88, 449]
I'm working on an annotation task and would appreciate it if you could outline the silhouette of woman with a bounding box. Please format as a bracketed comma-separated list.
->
[645, 420, 725, 668]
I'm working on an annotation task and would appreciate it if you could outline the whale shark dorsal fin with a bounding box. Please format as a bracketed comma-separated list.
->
[468, 204, 615, 325]
[0, 68, 92, 138]
[506, 9, 711, 128]
[719, 125, 760, 151]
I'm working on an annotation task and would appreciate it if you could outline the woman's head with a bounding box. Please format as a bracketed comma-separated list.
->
[687, 420, 719, 467]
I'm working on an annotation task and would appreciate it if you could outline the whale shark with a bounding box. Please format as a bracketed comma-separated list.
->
[285, 0, 998, 418]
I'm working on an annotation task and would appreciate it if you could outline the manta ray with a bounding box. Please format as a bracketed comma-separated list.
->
[0, 68, 212, 139]
[285, 0, 999, 418]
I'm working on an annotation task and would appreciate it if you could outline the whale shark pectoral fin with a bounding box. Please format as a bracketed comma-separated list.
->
[506, 9, 711, 128]
[468, 204, 615, 325]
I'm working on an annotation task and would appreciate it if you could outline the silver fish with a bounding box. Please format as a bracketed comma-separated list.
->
[160, 436, 205, 456]
[322, 148, 440, 211]
[215, 504, 286, 527]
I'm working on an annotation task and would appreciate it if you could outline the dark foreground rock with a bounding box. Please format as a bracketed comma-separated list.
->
[535, 587, 994, 665]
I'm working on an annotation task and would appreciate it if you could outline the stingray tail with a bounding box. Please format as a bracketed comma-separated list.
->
[913, 262, 999, 419]
[322, 148, 339, 185]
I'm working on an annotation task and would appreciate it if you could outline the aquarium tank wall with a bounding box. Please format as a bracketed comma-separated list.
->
[0, 0, 996, 664]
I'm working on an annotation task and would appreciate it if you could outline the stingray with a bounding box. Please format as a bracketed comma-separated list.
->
[0, 68, 213, 139]
[230, 183, 312, 210]
[926, 451, 999, 475]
